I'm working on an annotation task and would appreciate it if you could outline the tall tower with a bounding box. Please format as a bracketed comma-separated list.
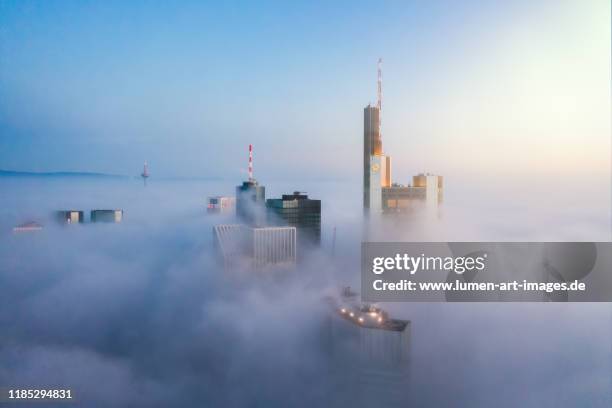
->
[363, 105, 381, 211]
[236, 144, 266, 225]
[364, 59, 391, 213]
[327, 300, 411, 407]
[141, 161, 149, 185]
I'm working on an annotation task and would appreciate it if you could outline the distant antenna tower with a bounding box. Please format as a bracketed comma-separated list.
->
[141, 162, 150, 178]
[141, 161, 149, 185]
[248, 144, 254, 181]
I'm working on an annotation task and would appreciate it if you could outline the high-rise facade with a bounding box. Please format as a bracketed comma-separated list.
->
[325, 300, 411, 407]
[266, 192, 321, 247]
[251, 226, 296, 268]
[213, 224, 296, 271]
[363, 59, 391, 216]
[382, 173, 443, 213]
[236, 180, 266, 225]
[236, 144, 266, 225]
[207, 196, 236, 214]
[364, 105, 382, 157]
[363, 60, 441, 217]
[91, 209, 123, 223]
[56, 210, 84, 224]
[363, 105, 379, 212]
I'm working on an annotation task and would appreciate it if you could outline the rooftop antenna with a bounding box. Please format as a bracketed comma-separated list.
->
[377, 58, 382, 111]
[248, 144, 253, 182]
[377, 58, 383, 141]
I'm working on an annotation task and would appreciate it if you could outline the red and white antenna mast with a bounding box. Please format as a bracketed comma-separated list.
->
[248, 144, 253, 181]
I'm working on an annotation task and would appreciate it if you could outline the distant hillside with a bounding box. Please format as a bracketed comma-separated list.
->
[0, 169, 127, 178]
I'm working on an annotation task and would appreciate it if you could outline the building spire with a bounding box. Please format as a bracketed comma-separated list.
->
[377, 58, 382, 112]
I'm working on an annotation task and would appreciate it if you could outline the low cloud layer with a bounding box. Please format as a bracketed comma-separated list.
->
[0, 177, 610, 407]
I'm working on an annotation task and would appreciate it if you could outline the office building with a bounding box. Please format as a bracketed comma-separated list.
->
[362, 59, 442, 216]
[266, 191, 321, 247]
[236, 145, 266, 225]
[56, 210, 84, 224]
[364, 105, 392, 213]
[251, 226, 297, 268]
[363, 60, 391, 214]
[213, 224, 296, 271]
[212, 224, 248, 271]
[382, 173, 443, 213]
[236, 180, 266, 224]
[207, 196, 236, 214]
[324, 290, 411, 407]
[91, 209, 123, 223]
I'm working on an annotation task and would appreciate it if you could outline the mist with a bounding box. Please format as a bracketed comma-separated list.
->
[0, 176, 610, 407]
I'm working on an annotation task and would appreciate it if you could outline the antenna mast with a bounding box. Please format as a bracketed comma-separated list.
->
[248, 144, 253, 181]
[141, 161, 149, 178]
[141, 161, 149, 186]
[377, 58, 382, 140]
[377, 58, 382, 111]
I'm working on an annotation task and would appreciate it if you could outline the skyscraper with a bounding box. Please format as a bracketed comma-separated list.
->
[364, 60, 391, 214]
[91, 209, 123, 223]
[363, 60, 441, 218]
[212, 224, 296, 271]
[236, 145, 266, 225]
[325, 294, 411, 407]
[56, 210, 84, 224]
[251, 226, 297, 269]
[266, 191, 321, 247]
[363, 105, 381, 211]
[236, 180, 265, 224]
[364, 104, 382, 157]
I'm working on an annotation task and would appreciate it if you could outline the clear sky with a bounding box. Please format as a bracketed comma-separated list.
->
[0, 0, 609, 182]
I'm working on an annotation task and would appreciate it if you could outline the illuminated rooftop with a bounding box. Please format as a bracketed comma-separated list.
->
[337, 303, 409, 332]
[331, 287, 409, 332]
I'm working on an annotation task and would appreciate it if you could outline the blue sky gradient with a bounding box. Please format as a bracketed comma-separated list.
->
[0, 0, 609, 181]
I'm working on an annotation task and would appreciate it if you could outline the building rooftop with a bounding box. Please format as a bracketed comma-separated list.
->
[281, 191, 309, 200]
[328, 287, 410, 333]
[336, 303, 409, 332]
[267, 192, 321, 209]
[239, 179, 261, 188]
[13, 221, 43, 233]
